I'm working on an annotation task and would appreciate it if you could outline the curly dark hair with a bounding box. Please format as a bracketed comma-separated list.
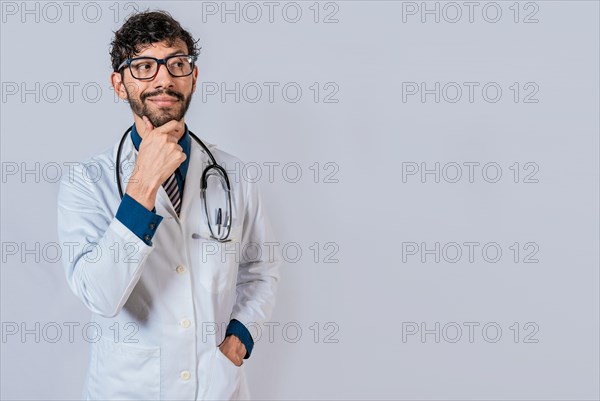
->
[110, 10, 200, 72]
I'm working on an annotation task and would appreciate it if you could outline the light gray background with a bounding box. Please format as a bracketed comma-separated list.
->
[1, 1, 599, 400]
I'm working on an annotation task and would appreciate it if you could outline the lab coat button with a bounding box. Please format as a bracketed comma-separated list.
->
[180, 319, 191, 328]
[176, 265, 186, 274]
[144, 234, 151, 242]
[180, 370, 191, 381]
[149, 223, 155, 230]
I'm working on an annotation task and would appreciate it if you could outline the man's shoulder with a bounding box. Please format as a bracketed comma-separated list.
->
[88, 142, 119, 166]
[58, 142, 118, 190]
[211, 146, 246, 167]
[192, 137, 247, 167]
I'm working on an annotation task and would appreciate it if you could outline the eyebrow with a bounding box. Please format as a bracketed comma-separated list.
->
[137, 49, 189, 58]
[166, 50, 188, 57]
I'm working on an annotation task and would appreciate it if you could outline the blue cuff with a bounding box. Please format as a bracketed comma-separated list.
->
[226, 319, 254, 359]
[115, 193, 163, 246]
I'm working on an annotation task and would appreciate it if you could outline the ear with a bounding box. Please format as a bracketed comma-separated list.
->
[191, 65, 199, 93]
[110, 71, 129, 100]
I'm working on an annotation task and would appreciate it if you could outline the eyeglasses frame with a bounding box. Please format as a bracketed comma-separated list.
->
[117, 54, 198, 81]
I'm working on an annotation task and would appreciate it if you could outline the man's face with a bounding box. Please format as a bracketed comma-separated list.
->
[113, 39, 197, 128]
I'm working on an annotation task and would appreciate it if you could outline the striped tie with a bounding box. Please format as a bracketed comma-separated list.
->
[163, 173, 181, 215]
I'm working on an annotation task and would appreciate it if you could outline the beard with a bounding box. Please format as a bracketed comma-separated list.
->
[125, 85, 193, 128]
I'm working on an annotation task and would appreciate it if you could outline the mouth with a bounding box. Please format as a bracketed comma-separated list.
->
[147, 96, 179, 107]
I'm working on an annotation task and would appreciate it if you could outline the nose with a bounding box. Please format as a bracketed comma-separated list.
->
[152, 61, 175, 89]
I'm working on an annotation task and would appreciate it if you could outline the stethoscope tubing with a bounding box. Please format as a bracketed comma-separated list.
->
[114, 125, 233, 241]
[115, 125, 229, 198]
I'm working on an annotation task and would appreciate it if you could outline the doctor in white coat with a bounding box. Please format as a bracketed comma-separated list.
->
[57, 10, 280, 400]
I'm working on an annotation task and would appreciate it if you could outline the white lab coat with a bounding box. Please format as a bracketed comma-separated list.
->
[57, 131, 281, 400]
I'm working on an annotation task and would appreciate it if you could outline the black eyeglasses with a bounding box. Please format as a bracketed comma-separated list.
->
[117, 54, 197, 80]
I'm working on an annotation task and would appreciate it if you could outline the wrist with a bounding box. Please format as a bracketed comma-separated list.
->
[225, 319, 253, 359]
[125, 172, 159, 211]
[225, 334, 246, 357]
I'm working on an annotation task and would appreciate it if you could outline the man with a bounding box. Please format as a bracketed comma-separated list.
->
[57, 10, 280, 400]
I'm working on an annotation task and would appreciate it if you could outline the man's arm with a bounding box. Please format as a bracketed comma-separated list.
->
[57, 163, 156, 318]
[57, 118, 187, 316]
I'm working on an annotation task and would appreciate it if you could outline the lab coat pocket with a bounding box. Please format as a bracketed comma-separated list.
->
[205, 347, 242, 400]
[199, 225, 244, 293]
[87, 336, 161, 401]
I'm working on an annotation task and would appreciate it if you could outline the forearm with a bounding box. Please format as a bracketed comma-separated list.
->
[58, 171, 159, 318]
[60, 215, 154, 318]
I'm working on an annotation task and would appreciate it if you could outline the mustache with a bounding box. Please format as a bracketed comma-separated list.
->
[141, 89, 184, 102]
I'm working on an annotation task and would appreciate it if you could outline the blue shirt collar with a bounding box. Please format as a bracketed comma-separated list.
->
[130, 122, 191, 181]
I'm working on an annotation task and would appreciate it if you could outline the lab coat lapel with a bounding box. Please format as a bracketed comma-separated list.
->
[117, 131, 217, 221]
[179, 135, 217, 220]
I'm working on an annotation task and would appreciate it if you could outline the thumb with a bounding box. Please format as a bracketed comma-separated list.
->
[142, 115, 154, 134]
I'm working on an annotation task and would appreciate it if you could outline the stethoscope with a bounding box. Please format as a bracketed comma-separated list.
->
[115, 126, 233, 242]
